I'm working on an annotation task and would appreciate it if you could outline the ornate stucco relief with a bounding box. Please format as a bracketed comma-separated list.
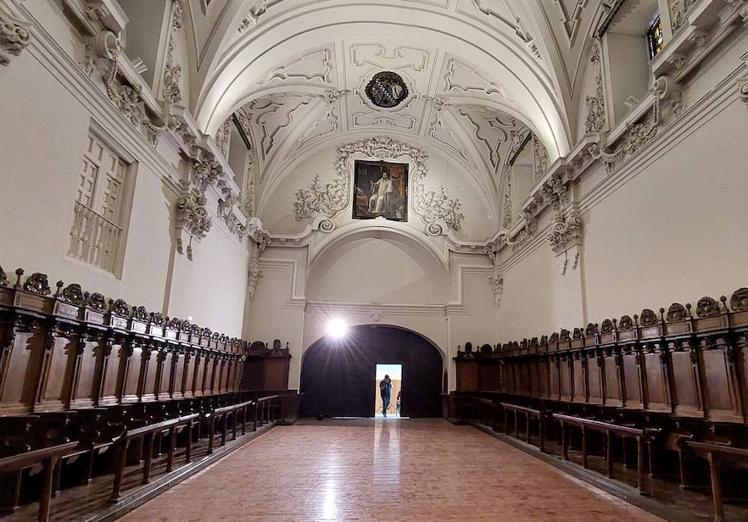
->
[175, 185, 211, 260]
[588, 76, 682, 172]
[669, 0, 699, 33]
[293, 136, 464, 232]
[488, 268, 503, 308]
[554, 0, 589, 42]
[0, 8, 31, 67]
[739, 77, 748, 105]
[547, 207, 583, 256]
[238, 0, 287, 32]
[501, 166, 513, 229]
[247, 254, 263, 301]
[261, 47, 334, 85]
[161, 0, 183, 105]
[443, 57, 510, 103]
[532, 134, 549, 183]
[218, 182, 247, 240]
[584, 40, 607, 135]
[470, 0, 541, 60]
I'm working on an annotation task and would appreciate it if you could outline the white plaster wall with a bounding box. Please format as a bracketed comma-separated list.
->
[245, 248, 308, 388]
[582, 97, 748, 321]
[306, 236, 447, 305]
[0, 51, 171, 311]
[496, 242, 584, 341]
[0, 25, 249, 336]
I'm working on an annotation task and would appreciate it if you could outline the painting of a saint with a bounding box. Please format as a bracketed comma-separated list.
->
[353, 160, 408, 222]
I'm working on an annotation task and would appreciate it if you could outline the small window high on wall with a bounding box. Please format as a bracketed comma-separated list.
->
[646, 14, 664, 59]
[68, 130, 134, 275]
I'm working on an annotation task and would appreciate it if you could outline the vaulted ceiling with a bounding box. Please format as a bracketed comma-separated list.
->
[176, 0, 609, 227]
[227, 42, 534, 199]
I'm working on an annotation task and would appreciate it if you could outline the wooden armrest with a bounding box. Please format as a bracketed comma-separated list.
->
[0, 442, 79, 473]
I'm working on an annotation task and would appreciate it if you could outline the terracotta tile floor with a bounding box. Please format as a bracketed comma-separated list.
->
[121, 419, 661, 521]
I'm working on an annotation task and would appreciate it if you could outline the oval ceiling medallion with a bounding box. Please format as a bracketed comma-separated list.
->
[365, 71, 409, 109]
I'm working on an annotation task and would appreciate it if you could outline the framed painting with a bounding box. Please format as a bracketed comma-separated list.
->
[352, 160, 408, 222]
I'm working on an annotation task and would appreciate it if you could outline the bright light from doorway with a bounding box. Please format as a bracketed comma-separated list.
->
[326, 317, 349, 339]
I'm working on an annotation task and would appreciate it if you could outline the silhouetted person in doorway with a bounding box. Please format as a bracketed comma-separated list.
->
[379, 375, 392, 417]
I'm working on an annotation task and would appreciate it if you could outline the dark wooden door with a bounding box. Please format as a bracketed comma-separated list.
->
[300, 325, 443, 418]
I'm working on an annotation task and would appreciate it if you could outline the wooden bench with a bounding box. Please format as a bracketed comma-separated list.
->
[500, 402, 546, 451]
[686, 441, 748, 522]
[108, 413, 199, 502]
[552, 413, 653, 495]
[0, 442, 79, 522]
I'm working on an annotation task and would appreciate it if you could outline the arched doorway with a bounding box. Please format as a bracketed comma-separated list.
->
[299, 325, 443, 418]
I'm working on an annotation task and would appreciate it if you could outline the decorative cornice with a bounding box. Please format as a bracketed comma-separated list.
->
[305, 300, 446, 317]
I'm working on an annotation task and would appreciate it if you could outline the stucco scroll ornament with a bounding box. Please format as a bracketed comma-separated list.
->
[238, 0, 286, 32]
[247, 255, 263, 302]
[247, 217, 271, 254]
[162, 40, 182, 104]
[668, 0, 699, 33]
[547, 208, 583, 255]
[0, 9, 31, 67]
[739, 77, 748, 105]
[584, 40, 607, 135]
[218, 185, 247, 240]
[484, 213, 537, 260]
[488, 269, 503, 308]
[175, 187, 212, 260]
[471, 0, 541, 60]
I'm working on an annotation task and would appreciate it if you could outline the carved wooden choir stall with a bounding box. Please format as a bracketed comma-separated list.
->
[450, 287, 748, 521]
[0, 265, 296, 522]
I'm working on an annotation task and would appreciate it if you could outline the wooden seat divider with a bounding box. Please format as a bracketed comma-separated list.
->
[255, 394, 282, 428]
[552, 413, 653, 495]
[686, 441, 748, 522]
[0, 441, 79, 522]
[108, 413, 198, 503]
[207, 399, 254, 454]
[500, 402, 547, 451]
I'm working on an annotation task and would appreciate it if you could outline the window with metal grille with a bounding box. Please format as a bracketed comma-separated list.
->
[68, 132, 129, 274]
[646, 14, 664, 60]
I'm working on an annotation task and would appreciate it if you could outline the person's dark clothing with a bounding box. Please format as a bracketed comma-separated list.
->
[379, 378, 392, 416]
